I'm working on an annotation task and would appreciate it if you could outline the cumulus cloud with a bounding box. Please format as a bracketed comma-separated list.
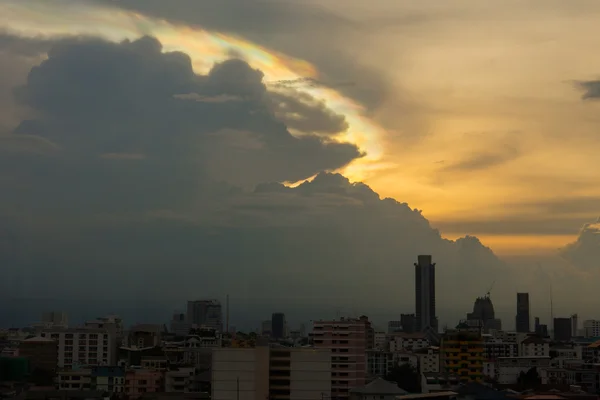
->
[560, 218, 600, 270]
[0, 34, 516, 327]
[10, 36, 361, 187]
[269, 89, 349, 135]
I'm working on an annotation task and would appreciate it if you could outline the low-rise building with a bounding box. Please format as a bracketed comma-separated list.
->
[367, 351, 395, 378]
[482, 337, 518, 360]
[520, 336, 550, 357]
[496, 356, 551, 384]
[349, 378, 408, 400]
[212, 346, 331, 400]
[165, 366, 196, 392]
[18, 336, 58, 375]
[57, 369, 92, 391]
[416, 347, 440, 373]
[420, 372, 460, 393]
[125, 368, 164, 399]
[91, 366, 125, 394]
[390, 334, 429, 353]
[40, 328, 115, 368]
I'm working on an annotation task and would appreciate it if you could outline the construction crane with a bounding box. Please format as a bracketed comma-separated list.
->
[485, 280, 495, 298]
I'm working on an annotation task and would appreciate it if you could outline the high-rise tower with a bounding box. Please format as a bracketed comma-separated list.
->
[415, 255, 437, 333]
[515, 293, 530, 333]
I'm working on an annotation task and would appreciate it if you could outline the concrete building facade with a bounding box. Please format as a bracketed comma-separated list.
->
[40, 328, 114, 368]
[211, 347, 331, 400]
[583, 320, 600, 338]
[187, 300, 223, 332]
[312, 317, 369, 400]
[415, 255, 437, 333]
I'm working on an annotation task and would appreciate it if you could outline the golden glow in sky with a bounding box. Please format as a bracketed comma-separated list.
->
[0, 0, 385, 182]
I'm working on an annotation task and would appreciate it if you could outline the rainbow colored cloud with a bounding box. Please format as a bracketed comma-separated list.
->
[1, 0, 389, 181]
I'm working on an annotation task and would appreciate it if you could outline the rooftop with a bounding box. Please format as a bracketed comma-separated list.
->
[397, 391, 458, 400]
[350, 378, 408, 395]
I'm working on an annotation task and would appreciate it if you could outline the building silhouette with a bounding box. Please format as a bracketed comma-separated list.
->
[515, 293, 530, 333]
[554, 317, 572, 342]
[271, 313, 286, 339]
[466, 295, 502, 332]
[186, 300, 223, 332]
[415, 255, 437, 334]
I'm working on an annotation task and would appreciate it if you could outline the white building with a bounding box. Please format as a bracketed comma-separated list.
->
[583, 320, 600, 338]
[165, 366, 197, 392]
[417, 347, 439, 373]
[520, 336, 550, 357]
[41, 328, 115, 368]
[483, 337, 518, 360]
[420, 372, 460, 394]
[58, 369, 92, 390]
[367, 351, 395, 378]
[483, 362, 496, 380]
[212, 347, 331, 400]
[496, 356, 551, 384]
[550, 345, 583, 368]
[389, 334, 429, 352]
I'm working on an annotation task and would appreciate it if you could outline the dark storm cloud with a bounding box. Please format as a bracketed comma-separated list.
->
[0, 172, 511, 316]
[269, 89, 349, 135]
[10, 36, 360, 187]
[560, 218, 600, 270]
[577, 80, 600, 99]
[0, 34, 519, 325]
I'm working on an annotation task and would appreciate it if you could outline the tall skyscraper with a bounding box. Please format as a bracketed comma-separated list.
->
[515, 293, 530, 333]
[271, 313, 286, 339]
[187, 300, 223, 332]
[415, 255, 437, 333]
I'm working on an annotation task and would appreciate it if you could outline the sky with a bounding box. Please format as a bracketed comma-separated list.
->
[0, 0, 599, 329]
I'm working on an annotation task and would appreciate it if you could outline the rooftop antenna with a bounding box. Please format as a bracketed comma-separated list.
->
[226, 294, 230, 334]
[550, 280, 554, 331]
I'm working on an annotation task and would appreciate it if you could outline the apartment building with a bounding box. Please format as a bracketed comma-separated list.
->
[187, 300, 223, 332]
[211, 346, 331, 400]
[58, 369, 92, 390]
[496, 356, 551, 384]
[367, 351, 395, 378]
[389, 333, 429, 352]
[520, 336, 550, 357]
[91, 366, 125, 394]
[125, 368, 164, 399]
[18, 336, 58, 374]
[440, 325, 484, 382]
[482, 336, 518, 360]
[583, 320, 600, 338]
[40, 328, 114, 368]
[416, 347, 440, 373]
[165, 366, 196, 392]
[312, 317, 370, 399]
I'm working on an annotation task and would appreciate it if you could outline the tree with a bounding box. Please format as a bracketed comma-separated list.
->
[517, 367, 541, 389]
[385, 363, 420, 393]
